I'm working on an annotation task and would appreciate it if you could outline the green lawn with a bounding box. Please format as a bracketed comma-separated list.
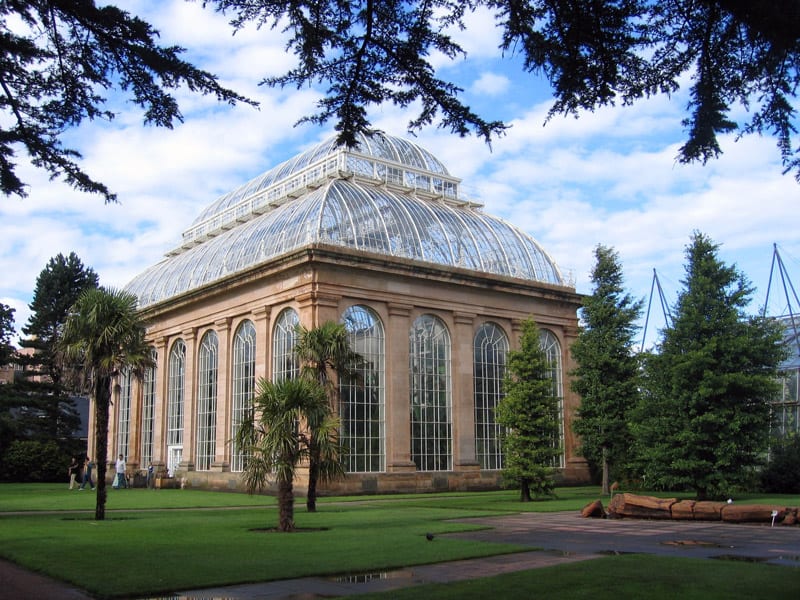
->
[1, 484, 798, 599]
[351, 554, 800, 600]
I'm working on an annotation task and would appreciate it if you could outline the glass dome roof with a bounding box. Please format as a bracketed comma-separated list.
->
[126, 132, 566, 308]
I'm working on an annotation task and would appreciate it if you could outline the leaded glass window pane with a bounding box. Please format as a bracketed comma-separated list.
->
[410, 314, 452, 471]
[140, 348, 157, 467]
[273, 309, 299, 381]
[474, 323, 508, 470]
[231, 320, 256, 472]
[341, 306, 385, 473]
[167, 340, 185, 446]
[116, 368, 132, 459]
[196, 331, 218, 471]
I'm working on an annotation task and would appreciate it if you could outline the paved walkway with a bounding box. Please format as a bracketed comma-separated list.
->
[2, 511, 799, 599]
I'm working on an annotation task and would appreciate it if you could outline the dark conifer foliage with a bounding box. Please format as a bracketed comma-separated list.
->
[571, 245, 642, 493]
[0, 0, 254, 201]
[210, 0, 800, 178]
[635, 232, 787, 500]
[496, 317, 561, 501]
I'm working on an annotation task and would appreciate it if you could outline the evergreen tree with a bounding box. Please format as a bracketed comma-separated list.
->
[0, 303, 14, 365]
[17, 253, 98, 442]
[0, 303, 19, 462]
[571, 246, 643, 494]
[22, 252, 99, 387]
[635, 232, 786, 500]
[496, 317, 561, 501]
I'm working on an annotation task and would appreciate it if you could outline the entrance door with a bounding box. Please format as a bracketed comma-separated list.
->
[167, 445, 182, 477]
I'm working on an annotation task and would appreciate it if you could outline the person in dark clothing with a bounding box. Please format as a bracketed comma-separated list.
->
[78, 456, 95, 490]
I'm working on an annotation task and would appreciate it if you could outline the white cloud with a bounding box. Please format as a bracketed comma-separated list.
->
[471, 72, 512, 97]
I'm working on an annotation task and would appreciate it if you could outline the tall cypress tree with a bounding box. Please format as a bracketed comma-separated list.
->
[496, 317, 561, 501]
[635, 232, 786, 499]
[571, 245, 642, 493]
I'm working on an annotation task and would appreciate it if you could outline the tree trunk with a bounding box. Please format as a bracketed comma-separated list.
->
[93, 375, 111, 521]
[306, 450, 319, 513]
[601, 447, 610, 496]
[277, 476, 295, 532]
[520, 480, 532, 502]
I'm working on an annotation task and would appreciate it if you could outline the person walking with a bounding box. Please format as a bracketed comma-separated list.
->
[113, 454, 127, 489]
[67, 456, 80, 490]
[78, 456, 95, 490]
[146, 462, 155, 489]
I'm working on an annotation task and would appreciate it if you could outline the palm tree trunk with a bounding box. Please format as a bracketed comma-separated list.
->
[93, 375, 111, 521]
[306, 442, 319, 513]
[277, 476, 295, 532]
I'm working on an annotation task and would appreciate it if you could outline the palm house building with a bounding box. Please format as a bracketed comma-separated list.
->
[111, 132, 590, 493]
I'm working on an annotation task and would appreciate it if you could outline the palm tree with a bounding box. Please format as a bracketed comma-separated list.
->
[235, 377, 335, 531]
[60, 287, 150, 521]
[294, 321, 361, 511]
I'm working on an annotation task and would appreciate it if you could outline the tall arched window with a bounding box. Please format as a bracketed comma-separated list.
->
[540, 329, 565, 468]
[196, 330, 218, 471]
[474, 322, 508, 470]
[140, 347, 157, 467]
[167, 339, 186, 447]
[409, 314, 452, 471]
[116, 368, 132, 458]
[273, 308, 299, 381]
[341, 305, 385, 472]
[231, 320, 256, 472]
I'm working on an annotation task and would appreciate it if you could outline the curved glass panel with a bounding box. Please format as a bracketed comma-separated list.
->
[410, 314, 452, 471]
[125, 135, 565, 309]
[340, 305, 385, 473]
[474, 323, 508, 470]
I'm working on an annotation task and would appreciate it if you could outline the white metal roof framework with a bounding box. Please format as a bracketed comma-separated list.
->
[125, 132, 566, 308]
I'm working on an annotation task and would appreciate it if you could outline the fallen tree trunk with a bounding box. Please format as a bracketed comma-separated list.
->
[721, 504, 788, 523]
[583, 493, 799, 525]
[607, 493, 676, 519]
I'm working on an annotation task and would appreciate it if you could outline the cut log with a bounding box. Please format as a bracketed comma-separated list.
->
[607, 493, 677, 519]
[783, 508, 797, 526]
[721, 504, 786, 523]
[670, 500, 696, 520]
[581, 499, 605, 518]
[692, 501, 726, 521]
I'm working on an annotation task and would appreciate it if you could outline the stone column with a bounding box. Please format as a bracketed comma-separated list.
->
[451, 312, 479, 470]
[252, 306, 271, 381]
[180, 327, 197, 472]
[212, 318, 231, 472]
[386, 303, 415, 472]
[151, 337, 168, 475]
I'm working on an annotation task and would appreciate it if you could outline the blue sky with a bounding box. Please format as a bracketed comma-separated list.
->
[1, 0, 798, 350]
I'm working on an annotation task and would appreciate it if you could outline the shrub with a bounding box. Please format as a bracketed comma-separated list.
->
[761, 436, 800, 494]
[0, 439, 70, 482]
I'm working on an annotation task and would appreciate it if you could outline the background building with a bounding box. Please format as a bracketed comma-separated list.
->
[112, 132, 589, 493]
